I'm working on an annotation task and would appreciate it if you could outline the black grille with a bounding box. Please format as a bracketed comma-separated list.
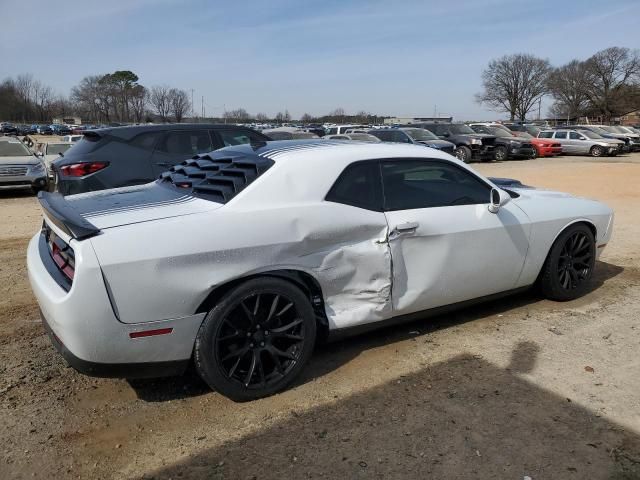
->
[159, 153, 274, 203]
[0, 166, 28, 176]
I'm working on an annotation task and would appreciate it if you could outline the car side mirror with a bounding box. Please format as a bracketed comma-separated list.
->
[580, 136, 587, 140]
[488, 187, 511, 213]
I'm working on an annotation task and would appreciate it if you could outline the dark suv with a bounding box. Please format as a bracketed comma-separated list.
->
[407, 123, 495, 162]
[52, 124, 270, 195]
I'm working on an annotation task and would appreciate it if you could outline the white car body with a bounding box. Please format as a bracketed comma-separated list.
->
[27, 141, 613, 380]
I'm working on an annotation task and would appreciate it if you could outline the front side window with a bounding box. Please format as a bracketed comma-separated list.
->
[569, 132, 582, 140]
[382, 159, 490, 211]
[326, 161, 382, 211]
[157, 130, 212, 155]
[538, 131, 553, 138]
[218, 129, 263, 146]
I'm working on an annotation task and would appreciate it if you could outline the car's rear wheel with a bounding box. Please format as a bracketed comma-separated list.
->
[194, 277, 316, 402]
[494, 146, 508, 161]
[590, 145, 605, 157]
[539, 224, 595, 301]
[528, 148, 538, 160]
[455, 146, 472, 163]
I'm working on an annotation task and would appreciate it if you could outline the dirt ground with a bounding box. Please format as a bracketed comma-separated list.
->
[1, 152, 640, 479]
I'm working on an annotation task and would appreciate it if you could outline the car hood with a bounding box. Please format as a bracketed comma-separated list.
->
[0, 155, 38, 165]
[64, 182, 222, 230]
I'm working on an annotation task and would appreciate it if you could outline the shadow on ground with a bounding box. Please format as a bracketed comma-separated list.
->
[141, 341, 640, 479]
[128, 260, 623, 404]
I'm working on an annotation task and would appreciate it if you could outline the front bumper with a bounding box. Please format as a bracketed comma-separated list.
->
[470, 144, 494, 161]
[508, 146, 536, 158]
[0, 172, 48, 191]
[536, 145, 562, 156]
[27, 231, 204, 378]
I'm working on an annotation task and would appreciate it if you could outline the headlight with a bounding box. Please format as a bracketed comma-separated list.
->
[428, 144, 440, 148]
[29, 162, 44, 174]
[470, 138, 482, 145]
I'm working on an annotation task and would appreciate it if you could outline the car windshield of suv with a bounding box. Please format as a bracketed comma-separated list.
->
[46, 144, 73, 155]
[579, 130, 603, 139]
[598, 126, 618, 134]
[0, 141, 31, 157]
[448, 124, 476, 135]
[485, 126, 512, 137]
[405, 128, 439, 141]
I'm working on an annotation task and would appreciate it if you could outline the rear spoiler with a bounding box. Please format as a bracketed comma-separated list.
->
[37, 191, 101, 240]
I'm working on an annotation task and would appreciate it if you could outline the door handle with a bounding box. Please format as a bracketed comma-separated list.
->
[390, 222, 419, 239]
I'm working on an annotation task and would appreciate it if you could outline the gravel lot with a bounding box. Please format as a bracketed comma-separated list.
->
[1, 153, 639, 479]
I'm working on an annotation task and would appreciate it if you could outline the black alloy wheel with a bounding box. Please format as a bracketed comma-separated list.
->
[195, 277, 316, 401]
[539, 224, 596, 301]
[455, 145, 472, 163]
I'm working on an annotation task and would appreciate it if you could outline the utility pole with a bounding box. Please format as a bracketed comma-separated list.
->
[223, 103, 226, 124]
[201, 96, 204, 119]
[190, 89, 194, 120]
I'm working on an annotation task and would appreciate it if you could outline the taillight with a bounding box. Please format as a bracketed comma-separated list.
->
[51, 242, 75, 280]
[60, 162, 108, 177]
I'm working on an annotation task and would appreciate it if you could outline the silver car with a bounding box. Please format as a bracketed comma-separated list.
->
[538, 129, 622, 157]
[0, 138, 48, 192]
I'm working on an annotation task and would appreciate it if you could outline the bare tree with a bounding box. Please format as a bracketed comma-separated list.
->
[223, 108, 250, 123]
[584, 47, 640, 121]
[130, 85, 147, 123]
[300, 113, 314, 123]
[547, 60, 591, 120]
[169, 88, 191, 123]
[255, 112, 269, 122]
[476, 54, 551, 121]
[149, 85, 172, 122]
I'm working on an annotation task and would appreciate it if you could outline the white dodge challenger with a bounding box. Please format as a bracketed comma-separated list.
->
[27, 140, 613, 401]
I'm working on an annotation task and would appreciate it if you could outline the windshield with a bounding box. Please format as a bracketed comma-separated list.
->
[0, 142, 31, 157]
[449, 124, 475, 135]
[517, 132, 533, 139]
[46, 144, 73, 155]
[579, 130, 603, 139]
[525, 126, 541, 136]
[599, 126, 618, 134]
[405, 128, 438, 141]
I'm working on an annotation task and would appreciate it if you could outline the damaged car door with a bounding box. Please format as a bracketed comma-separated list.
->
[381, 159, 530, 316]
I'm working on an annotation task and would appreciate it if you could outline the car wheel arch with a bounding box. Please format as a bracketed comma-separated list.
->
[194, 269, 329, 339]
[536, 219, 597, 280]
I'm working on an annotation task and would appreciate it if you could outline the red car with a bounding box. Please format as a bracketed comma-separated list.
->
[506, 125, 562, 157]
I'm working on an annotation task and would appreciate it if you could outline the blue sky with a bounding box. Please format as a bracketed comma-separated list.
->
[2, 0, 639, 120]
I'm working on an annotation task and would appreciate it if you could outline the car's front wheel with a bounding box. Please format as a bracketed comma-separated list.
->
[539, 224, 596, 301]
[455, 145, 472, 163]
[590, 145, 605, 157]
[494, 146, 508, 161]
[194, 277, 317, 401]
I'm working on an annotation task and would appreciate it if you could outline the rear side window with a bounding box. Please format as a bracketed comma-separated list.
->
[326, 161, 383, 211]
[554, 131, 568, 139]
[218, 129, 264, 146]
[130, 132, 162, 150]
[156, 130, 213, 155]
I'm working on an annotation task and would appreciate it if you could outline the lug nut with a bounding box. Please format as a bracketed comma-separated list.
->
[260, 342, 264, 347]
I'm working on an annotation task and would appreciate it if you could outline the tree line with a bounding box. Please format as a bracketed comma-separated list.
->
[477, 46, 640, 122]
[0, 70, 192, 124]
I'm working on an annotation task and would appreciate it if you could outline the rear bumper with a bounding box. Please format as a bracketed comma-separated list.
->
[27, 231, 204, 378]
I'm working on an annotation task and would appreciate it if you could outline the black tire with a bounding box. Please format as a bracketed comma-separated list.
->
[455, 145, 472, 163]
[194, 277, 317, 402]
[529, 148, 538, 160]
[494, 146, 508, 161]
[590, 145, 605, 157]
[539, 224, 596, 301]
